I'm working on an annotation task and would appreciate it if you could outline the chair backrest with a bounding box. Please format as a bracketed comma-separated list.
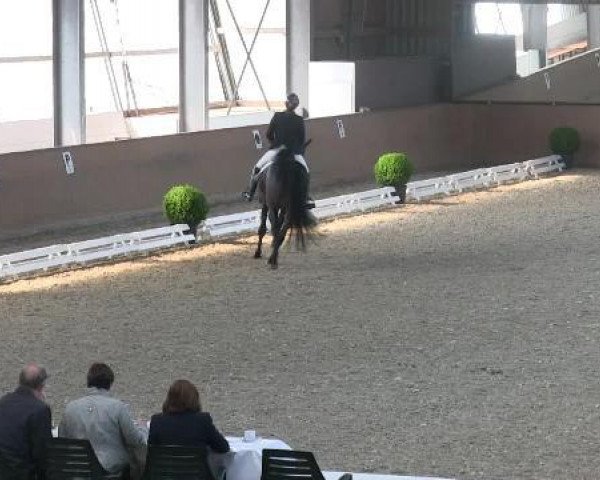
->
[261, 449, 326, 480]
[45, 438, 107, 480]
[145, 445, 213, 480]
[0, 448, 30, 480]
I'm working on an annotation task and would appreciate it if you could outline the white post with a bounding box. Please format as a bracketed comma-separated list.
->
[53, 0, 85, 146]
[286, 0, 310, 114]
[588, 5, 600, 49]
[179, 0, 209, 132]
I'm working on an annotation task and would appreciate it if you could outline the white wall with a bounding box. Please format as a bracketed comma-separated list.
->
[0, 113, 130, 155]
[308, 62, 355, 118]
[516, 50, 541, 77]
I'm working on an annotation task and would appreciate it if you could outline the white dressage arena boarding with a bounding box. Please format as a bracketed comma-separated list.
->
[406, 155, 563, 202]
[324, 473, 453, 480]
[199, 186, 400, 239]
[0, 155, 565, 282]
[0, 224, 194, 281]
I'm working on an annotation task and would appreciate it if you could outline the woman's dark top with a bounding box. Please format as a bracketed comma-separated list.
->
[148, 412, 230, 453]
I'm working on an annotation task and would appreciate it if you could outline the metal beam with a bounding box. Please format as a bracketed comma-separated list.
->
[286, 0, 310, 113]
[588, 5, 600, 48]
[208, 0, 237, 103]
[179, 0, 209, 132]
[52, 0, 85, 146]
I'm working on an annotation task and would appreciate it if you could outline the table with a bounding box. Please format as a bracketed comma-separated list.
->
[212, 436, 291, 480]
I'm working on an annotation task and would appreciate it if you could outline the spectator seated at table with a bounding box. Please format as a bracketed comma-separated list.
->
[58, 363, 147, 479]
[148, 379, 230, 454]
[0, 364, 52, 480]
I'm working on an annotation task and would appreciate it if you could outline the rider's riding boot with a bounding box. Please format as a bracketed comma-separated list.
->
[306, 174, 315, 207]
[241, 168, 260, 201]
[247, 177, 259, 201]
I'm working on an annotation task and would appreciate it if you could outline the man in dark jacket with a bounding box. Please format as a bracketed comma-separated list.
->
[242, 93, 309, 201]
[0, 364, 52, 479]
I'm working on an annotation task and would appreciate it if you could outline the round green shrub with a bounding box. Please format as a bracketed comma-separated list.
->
[374, 152, 414, 186]
[549, 127, 580, 156]
[163, 184, 209, 227]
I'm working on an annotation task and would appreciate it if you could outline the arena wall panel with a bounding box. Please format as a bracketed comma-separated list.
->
[0, 103, 598, 237]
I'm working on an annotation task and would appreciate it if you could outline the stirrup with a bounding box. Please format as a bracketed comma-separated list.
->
[241, 191, 253, 201]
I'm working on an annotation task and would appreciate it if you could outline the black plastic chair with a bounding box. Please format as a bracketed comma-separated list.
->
[261, 449, 326, 480]
[45, 438, 124, 480]
[143, 445, 214, 480]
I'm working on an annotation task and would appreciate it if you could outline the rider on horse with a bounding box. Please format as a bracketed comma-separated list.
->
[242, 93, 309, 202]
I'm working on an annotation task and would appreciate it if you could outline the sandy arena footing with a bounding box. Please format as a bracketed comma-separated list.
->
[1, 171, 598, 479]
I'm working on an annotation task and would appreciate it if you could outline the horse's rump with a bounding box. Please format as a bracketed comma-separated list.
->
[267, 148, 315, 250]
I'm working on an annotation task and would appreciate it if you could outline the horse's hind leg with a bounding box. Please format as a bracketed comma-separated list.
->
[268, 220, 290, 270]
[268, 209, 280, 242]
[267, 209, 280, 268]
[254, 206, 268, 258]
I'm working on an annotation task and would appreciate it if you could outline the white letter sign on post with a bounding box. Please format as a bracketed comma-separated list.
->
[544, 72, 551, 91]
[62, 151, 75, 175]
[336, 119, 346, 139]
[252, 130, 263, 149]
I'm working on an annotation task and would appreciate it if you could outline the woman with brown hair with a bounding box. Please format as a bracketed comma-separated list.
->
[148, 380, 229, 453]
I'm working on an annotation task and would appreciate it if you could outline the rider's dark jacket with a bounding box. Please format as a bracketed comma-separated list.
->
[266, 110, 306, 155]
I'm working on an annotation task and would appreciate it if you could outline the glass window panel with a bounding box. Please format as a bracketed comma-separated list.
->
[0, 62, 53, 122]
[85, 0, 179, 140]
[212, 0, 285, 107]
[0, 2, 53, 126]
[0, 1, 53, 57]
[475, 3, 523, 36]
[126, 54, 179, 110]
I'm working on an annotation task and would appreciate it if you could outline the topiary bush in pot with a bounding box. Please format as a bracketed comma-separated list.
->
[549, 127, 580, 169]
[163, 184, 209, 239]
[374, 152, 414, 203]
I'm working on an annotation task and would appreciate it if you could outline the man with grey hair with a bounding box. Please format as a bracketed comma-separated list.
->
[0, 363, 52, 479]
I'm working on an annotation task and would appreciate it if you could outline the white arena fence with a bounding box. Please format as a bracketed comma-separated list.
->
[406, 154, 564, 201]
[0, 225, 195, 281]
[0, 155, 565, 282]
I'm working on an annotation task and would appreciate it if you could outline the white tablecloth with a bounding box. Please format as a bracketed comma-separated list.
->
[227, 436, 292, 453]
[216, 436, 291, 480]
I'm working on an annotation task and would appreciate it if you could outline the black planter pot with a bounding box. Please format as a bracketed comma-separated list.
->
[187, 223, 198, 244]
[395, 184, 408, 204]
[172, 222, 198, 244]
[561, 153, 574, 169]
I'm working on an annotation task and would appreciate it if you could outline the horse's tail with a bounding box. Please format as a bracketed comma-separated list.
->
[285, 154, 317, 251]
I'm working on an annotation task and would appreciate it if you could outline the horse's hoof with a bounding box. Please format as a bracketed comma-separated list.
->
[270, 262, 278, 270]
[254, 251, 262, 259]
